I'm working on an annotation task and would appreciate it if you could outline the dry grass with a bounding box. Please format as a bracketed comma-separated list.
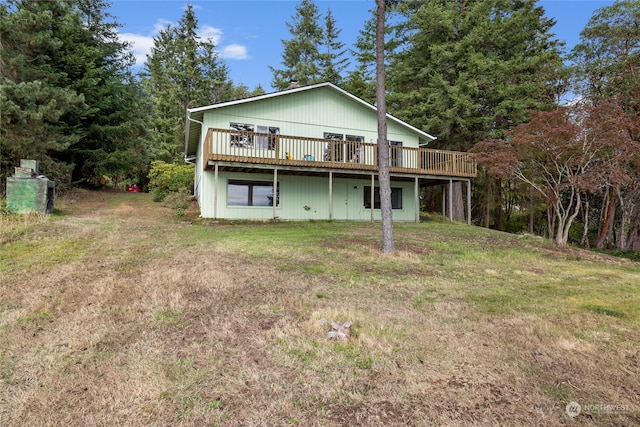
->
[0, 189, 638, 426]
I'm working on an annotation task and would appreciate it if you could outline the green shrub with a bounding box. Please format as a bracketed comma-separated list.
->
[147, 161, 194, 202]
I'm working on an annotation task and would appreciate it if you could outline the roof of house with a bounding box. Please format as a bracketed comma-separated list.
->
[184, 82, 436, 159]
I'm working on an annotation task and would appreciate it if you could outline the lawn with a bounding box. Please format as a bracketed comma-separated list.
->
[0, 190, 638, 426]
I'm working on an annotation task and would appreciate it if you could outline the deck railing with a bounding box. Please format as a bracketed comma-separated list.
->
[203, 128, 476, 178]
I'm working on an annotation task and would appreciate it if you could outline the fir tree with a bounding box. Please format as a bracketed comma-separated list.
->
[387, 0, 564, 225]
[1, 0, 149, 190]
[388, 0, 564, 150]
[143, 3, 232, 162]
[319, 8, 349, 85]
[270, 0, 324, 89]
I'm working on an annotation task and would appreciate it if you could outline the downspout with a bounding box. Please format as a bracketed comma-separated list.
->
[185, 112, 205, 164]
[185, 112, 204, 199]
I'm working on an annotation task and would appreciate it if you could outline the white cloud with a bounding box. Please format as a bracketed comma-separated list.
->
[118, 19, 249, 68]
[198, 25, 223, 45]
[222, 44, 250, 60]
[120, 32, 155, 67]
[153, 18, 174, 34]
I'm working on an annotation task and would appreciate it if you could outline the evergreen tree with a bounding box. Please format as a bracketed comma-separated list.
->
[387, 0, 564, 225]
[1, 0, 83, 188]
[61, 0, 151, 187]
[571, 0, 640, 113]
[1, 0, 148, 190]
[319, 8, 349, 85]
[143, 3, 232, 162]
[388, 0, 564, 150]
[343, 7, 397, 105]
[342, 12, 377, 103]
[270, 0, 324, 89]
[376, 0, 395, 253]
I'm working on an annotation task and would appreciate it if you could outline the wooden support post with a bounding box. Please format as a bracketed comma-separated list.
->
[467, 179, 472, 225]
[449, 179, 453, 223]
[213, 163, 218, 219]
[415, 177, 420, 223]
[273, 167, 278, 219]
[329, 171, 333, 220]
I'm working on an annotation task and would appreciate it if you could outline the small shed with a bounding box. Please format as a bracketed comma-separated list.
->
[6, 160, 55, 214]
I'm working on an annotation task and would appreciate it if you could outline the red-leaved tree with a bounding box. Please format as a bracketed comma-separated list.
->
[472, 102, 639, 247]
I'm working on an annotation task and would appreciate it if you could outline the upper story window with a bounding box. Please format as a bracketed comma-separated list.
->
[323, 132, 364, 162]
[389, 140, 403, 167]
[230, 123, 279, 150]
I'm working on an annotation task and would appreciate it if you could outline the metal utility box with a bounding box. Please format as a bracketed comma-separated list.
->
[6, 160, 55, 214]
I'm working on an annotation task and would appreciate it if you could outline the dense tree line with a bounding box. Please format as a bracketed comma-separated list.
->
[272, 0, 639, 250]
[2, 0, 638, 251]
[1, 0, 151, 190]
[473, 0, 640, 249]
[0, 0, 258, 190]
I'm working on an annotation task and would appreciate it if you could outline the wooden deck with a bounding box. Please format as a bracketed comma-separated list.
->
[202, 128, 477, 178]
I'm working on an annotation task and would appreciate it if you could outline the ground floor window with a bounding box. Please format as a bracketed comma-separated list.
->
[363, 186, 403, 209]
[228, 180, 279, 207]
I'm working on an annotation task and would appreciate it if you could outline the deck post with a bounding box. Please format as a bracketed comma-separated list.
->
[442, 184, 446, 217]
[415, 177, 419, 223]
[467, 179, 471, 225]
[213, 163, 218, 219]
[273, 166, 278, 219]
[448, 179, 453, 222]
[329, 171, 333, 220]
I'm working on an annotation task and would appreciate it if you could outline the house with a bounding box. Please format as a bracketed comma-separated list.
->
[185, 82, 476, 222]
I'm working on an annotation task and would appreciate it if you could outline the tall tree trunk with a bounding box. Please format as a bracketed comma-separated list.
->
[547, 202, 555, 241]
[597, 187, 617, 249]
[492, 178, 503, 230]
[627, 221, 640, 251]
[451, 181, 466, 222]
[555, 190, 581, 247]
[482, 173, 492, 228]
[624, 188, 640, 250]
[527, 187, 535, 234]
[581, 199, 590, 248]
[376, 0, 394, 253]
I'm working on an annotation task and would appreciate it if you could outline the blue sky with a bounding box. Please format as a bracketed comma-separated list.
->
[109, 0, 615, 92]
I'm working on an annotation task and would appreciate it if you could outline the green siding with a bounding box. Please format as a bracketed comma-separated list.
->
[193, 84, 428, 221]
[200, 170, 417, 222]
[201, 87, 421, 147]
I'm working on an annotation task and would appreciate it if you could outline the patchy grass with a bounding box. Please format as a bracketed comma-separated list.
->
[0, 190, 638, 426]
